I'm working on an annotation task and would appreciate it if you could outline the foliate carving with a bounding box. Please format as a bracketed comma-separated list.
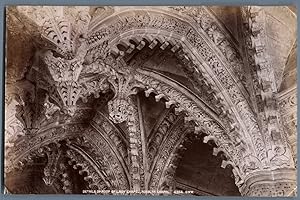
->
[183, 27, 266, 164]
[241, 6, 294, 168]
[17, 6, 91, 59]
[41, 143, 64, 186]
[5, 124, 87, 174]
[16, 6, 97, 118]
[66, 144, 111, 190]
[13, 88, 49, 136]
[88, 9, 266, 173]
[106, 60, 143, 124]
[5, 98, 26, 148]
[126, 97, 145, 190]
[44, 51, 84, 82]
[277, 88, 297, 165]
[42, 50, 84, 116]
[43, 94, 61, 119]
[80, 78, 110, 102]
[135, 72, 245, 169]
[76, 127, 130, 190]
[149, 122, 189, 190]
[114, 34, 232, 128]
[14, 6, 264, 178]
[108, 98, 131, 123]
[5, 80, 37, 145]
[246, 182, 296, 196]
[133, 72, 246, 186]
[60, 164, 73, 194]
[159, 133, 200, 191]
[240, 169, 297, 197]
[8, 6, 297, 195]
[92, 112, 128, 163]
[167, 7, 246, 91]
[148, 108, 181, 166]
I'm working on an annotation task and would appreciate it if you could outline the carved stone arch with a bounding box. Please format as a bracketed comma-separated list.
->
[86, 8, 271, 171]
[74, 126, 130, 190]
[5, 120, 130, 192]
[66, 142, 114, 190]
[89, 111, 131, 188]
[131, 70, 247, 187]
[6, 6, 297, 196]
[148, 112, 193, 190]
[5, 123, 87, 174]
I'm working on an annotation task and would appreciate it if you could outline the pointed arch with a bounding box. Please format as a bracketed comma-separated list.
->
[85, 8, 269, 181]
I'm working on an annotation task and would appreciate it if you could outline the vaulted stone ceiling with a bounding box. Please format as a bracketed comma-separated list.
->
[4, 6, 297, 196]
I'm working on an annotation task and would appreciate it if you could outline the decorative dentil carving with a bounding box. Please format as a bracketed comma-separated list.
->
[7, 6, 297, 195]
[157, 129, 194, 191]
[15, 6, 262, 173]
[5, 124, 86, 175]
[69, 128, 130, 190]
[66, 145, 111, 191]
[241, 6, 294, 169]
[86, 9, 267, 173]
[149, 121, 190, 190]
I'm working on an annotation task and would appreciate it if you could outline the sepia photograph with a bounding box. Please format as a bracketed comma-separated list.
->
[4, 5, 297, 196]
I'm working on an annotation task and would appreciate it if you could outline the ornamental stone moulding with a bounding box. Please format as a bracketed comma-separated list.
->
[5, 5, 297, 197]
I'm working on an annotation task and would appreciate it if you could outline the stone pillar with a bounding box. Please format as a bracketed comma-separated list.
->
[240, 169, 297, 197]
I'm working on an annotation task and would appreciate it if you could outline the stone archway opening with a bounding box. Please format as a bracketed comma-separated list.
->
[173, 135, 241, 196]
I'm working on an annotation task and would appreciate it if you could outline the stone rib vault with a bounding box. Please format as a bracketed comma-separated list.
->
[4, 6, 297, 196]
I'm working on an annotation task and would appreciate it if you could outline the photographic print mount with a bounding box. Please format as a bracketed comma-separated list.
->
[4, 5, 297, 196]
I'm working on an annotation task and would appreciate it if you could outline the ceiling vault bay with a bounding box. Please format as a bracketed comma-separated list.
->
[5, 6, 296, 196]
